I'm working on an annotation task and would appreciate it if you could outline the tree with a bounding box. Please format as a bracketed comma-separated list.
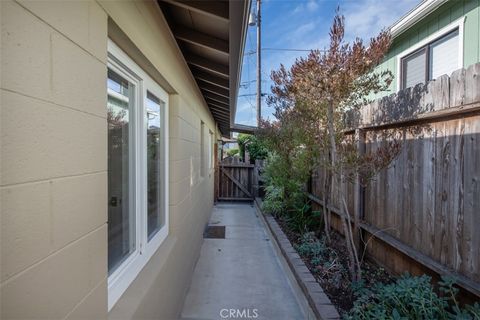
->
[237, 133, 268, 163]
[226, 148, 239, 157]
[237, 133, 251, 161]
[264, 11, 402, 282]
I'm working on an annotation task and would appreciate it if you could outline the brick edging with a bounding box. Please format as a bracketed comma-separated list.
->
[254, 198, 340, 320]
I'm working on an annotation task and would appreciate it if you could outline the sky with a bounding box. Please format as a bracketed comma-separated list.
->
[234, 0, 422, 126]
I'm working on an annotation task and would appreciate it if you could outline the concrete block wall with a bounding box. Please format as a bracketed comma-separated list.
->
[1, 0, 219, 319]
[1, 0, 109, 319]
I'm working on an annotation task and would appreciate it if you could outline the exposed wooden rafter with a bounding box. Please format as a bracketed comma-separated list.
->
[158, 0, 251, 136]
[197, 80, 229, 98]
[187, 54, 229, 79]
[207, 100, 230, 112]
[209, 105, 230, 115]
[193, 69, 229, 90]
[174, 25, 229, 56]
[160, 0, 229, 22]
[203, 91, 229, 105]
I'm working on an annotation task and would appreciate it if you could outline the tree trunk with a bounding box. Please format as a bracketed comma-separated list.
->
[322, 153, 331, 242]
[326, 99, 361, 282]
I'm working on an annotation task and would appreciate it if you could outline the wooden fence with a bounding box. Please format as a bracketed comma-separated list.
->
[215, 157, 263, 201]
[309, 63, 480, 300]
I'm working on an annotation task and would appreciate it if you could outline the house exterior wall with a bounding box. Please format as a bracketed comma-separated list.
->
[374, 0, 480, 98]
[1, 0, 220, 319]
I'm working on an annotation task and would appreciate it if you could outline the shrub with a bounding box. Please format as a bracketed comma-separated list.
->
[245, 135, 268, 162]
[295, 232, 346, 287]
[286, 202, 322, 234]
[237, 133, 250, 161]
[262, 185, 284, 216]
[347, 274, 480, 320]
[262, 152, 307, 211]
[226, 148, 239, 157]
[237, 134, 268, 163]
[295, 232, 326, 257]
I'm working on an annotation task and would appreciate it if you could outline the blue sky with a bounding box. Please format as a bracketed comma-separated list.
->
[234, 0, 421, 125]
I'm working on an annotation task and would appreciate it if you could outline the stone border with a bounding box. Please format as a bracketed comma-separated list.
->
[254, 198, 340, 320]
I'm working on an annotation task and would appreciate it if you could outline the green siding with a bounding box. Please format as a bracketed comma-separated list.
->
[373, 0, 480, 99]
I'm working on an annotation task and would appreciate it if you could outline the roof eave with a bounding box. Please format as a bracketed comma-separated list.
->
[390, 0, 449, 38]
[228, 0, 252, 137]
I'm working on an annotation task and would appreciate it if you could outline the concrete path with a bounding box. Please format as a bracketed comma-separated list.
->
[180, 203, 305, 320]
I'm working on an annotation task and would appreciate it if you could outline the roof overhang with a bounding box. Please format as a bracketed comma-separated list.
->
[158, 0, 251, 136]
[390, 0, 448, 38]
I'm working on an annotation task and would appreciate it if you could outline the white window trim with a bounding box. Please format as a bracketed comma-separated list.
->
[396, 16, 465, 92]
[107, 39, 169, 311]
[208, 130, 213, 174]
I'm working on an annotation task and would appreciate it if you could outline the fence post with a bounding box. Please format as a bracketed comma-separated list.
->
[353, 128, 366, 253]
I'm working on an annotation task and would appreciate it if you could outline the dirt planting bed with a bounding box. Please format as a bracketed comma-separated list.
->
[275, 217, 394, 315]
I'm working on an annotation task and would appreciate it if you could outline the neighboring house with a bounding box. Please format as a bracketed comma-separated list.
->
[1, 1, 250, 319]
[376, 0, 480, 96]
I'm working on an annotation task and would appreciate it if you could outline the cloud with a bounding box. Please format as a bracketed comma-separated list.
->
[293, 0, 319, 15]
[234, 98, 257, 126]
[307, 0, 319, 12]
[343, 0, 420, 41]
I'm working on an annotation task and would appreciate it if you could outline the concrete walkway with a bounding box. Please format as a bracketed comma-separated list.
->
[180, 203, 305, 320]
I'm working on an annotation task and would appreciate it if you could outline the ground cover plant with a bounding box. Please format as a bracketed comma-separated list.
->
[347, 275, 480, 319]
[272, 205, 480, 319]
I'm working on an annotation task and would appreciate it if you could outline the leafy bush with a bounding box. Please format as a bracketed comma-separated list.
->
[245, 135, 268, 162]
[226, 148, 239, 157]
[237, 134, 268, 163]
[262, 185, 284, 216]
[295, 232, 326, 258]
[237, 133, 250, 161]
[286, 202, 322, 234]
[262, 152, 307, 210]
[347, 274, 480, 320]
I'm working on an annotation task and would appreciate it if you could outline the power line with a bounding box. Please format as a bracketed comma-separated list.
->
[263, 47, 316, 52]
[245, 47, 330, 55]
[238, 93, 270, 98]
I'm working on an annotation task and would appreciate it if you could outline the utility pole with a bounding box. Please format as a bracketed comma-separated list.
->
[256, 0, 261, 126]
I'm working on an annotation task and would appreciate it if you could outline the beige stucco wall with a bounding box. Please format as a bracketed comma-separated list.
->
[1, 0, 220, 319]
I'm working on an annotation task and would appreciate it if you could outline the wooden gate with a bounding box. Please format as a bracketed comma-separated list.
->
[217, 162, 254, 201]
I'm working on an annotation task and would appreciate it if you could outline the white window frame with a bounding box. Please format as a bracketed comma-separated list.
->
[396, 17, 465, 91]
[208, 130, 213, 174]
[107, 39, 169, 311]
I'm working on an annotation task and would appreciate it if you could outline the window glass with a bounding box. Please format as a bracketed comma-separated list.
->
[402, 49, 426, 89]
[430, 30, 459, 80]
[107, 69, 135, 274]
[146, 91, 164, 239]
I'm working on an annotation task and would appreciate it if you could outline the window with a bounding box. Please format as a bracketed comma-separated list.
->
[401, 29, 459, 89]
[107, 40, 169, 310]
[402, 47, 427, 89]
[398, 18, 464, 91]
[208, 131, 214, 172]
[146, 92, 165, 239]
[429, 30, 459, 80]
